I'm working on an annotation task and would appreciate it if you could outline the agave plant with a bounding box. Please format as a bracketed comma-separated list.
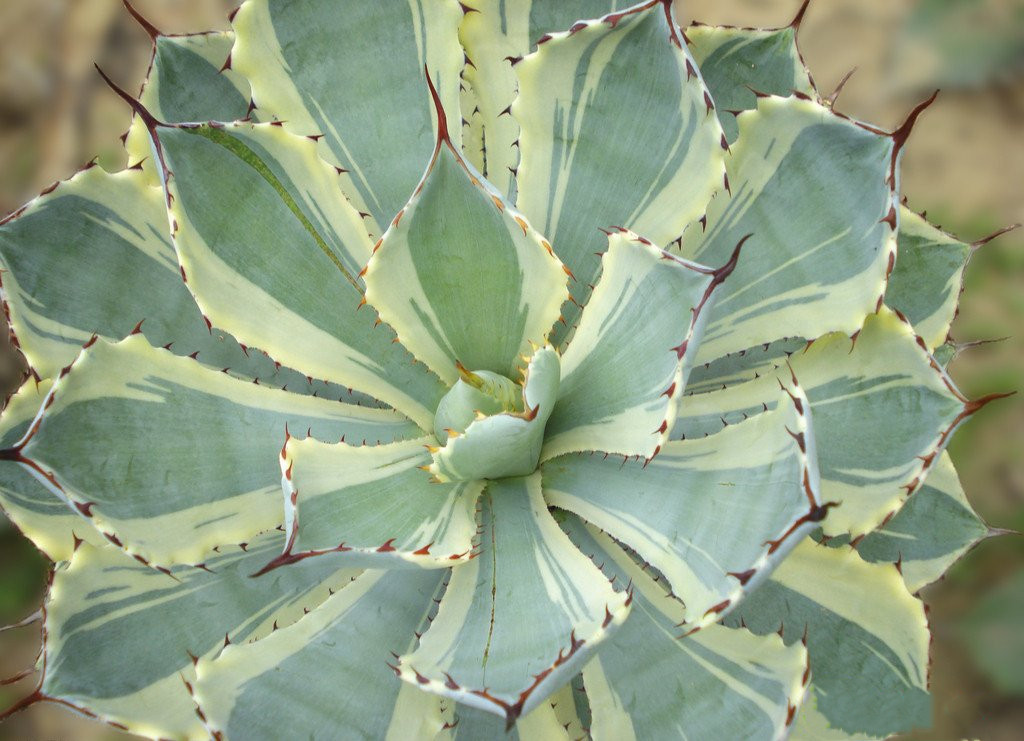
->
[0, 0, 1015, 738]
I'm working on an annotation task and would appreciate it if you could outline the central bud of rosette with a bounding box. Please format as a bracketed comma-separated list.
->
[427, 347, 560, 483]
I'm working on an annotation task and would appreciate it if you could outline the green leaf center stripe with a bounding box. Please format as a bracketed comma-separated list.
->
[152, 119, 448, 428]
[726, 540, 931, 736]
[231, 0, 464, 233]
[362, 92, 569, 386]
[195, 569, 449, 740]
[851, 450, 990, 594]
[544, 383, 827, 627]
[182, 124, 361, 291]
[256, 435, 483, 572]
[885, 205, 973, 350]
[560, 516, 809, 741]
[5, 335, 420, 567]
[513, 0, 726, 345]
[541, 230, 732, 461]
[33, 535, 360, 738]
[396, 473, 630, 725]
[687, 24, 815, 143]
[676, 95, 897, 363]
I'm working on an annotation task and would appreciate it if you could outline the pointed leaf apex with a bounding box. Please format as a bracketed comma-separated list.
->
[95, 64, 164, 131]
[790, 0, 812, 30]
[455, 360, 485, 389]
[712, 233, 751, 284]
[892, 90, 939, 151]
[424, 65, 450, 148]
[826, 67, 858, 107]
[986, 526, 1020, 539]
[123, 0, 161, 42]
[964, 390, 1016, 416]
[971, 223, 1021, 249]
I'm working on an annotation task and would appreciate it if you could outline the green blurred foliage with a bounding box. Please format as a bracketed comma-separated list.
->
[897, 0, 1024, 88]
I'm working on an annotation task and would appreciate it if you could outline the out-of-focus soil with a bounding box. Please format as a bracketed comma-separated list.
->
[0, 1, 1021, 739]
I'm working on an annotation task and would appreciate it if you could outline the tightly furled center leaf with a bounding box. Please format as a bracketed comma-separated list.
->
[432, 366, 522, 441]
[429, 347, 561, 482]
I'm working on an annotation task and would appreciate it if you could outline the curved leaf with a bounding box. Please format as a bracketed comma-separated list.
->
[396, 473, 629, 725]
[545, 384, 827, 626]
[678, 95, 897, 362]
[125, 31, 251, 182]
[886, 206, 972, 350]
[0, 164, 369, 405]
[363, 120, 568, 385]
[542, 229, 723, 461]
[268, 436, 482, 570]
[458, 0, 632, 199]
[562, 516, 809, 741]
[0, 380, 103, 562]
[727, 539, 931, 736]
[231, 0, 464, 233]
[514, 0, 726, 344]
[430, 346, 560, 482]
[5, 335, 419, 566]
[152, 120, 447, 429]
[674, 309, 966, 536]
[196, 569, 447, 741]
[854, 451, 989, 593]
[37, 534, 358, 739]
[688, 23, 815, 143]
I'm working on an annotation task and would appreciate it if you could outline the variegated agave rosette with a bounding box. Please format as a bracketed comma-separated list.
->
[0, 0, 1015, 739]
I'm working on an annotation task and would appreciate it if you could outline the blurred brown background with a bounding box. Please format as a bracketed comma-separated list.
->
[0, 0, 1021, 738]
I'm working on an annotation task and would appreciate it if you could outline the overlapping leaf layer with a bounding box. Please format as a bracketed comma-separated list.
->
[0, 1, 1011, 739]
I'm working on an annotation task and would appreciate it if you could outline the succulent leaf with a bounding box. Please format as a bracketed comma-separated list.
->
[0, 167, 226, 380]
[727, 539, 931, 736]
[676, 309, 965, 536]
[679, 94, 897, 362]
[230, 0, 464, 234]
[3, 335, 419, 566]
[541, 230, 725, 461]
[0, 380, 104, 561]
[458, 0, 632, 199]
[0, 164, 383, 406]
[272, 436, 483, 569]
[429, 346, 560, 482]
[433, 368, 520, 440]
[124, 31, 251, 182]
[0, 0, 1007, 736]
[563, 517, 808, 740]
[688, 23, 815, 143]
[362, 115, 568, 386]
[544, 384, 825, 625]
[513, 0, 726, 344]
[195, 569, 447, 740]
[885, 205, 972, 350]
[396, 473, 630, 725]
[152, 120, 446, 429]
[853, 450, 991, 593]
[39, 534, 359, 738]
